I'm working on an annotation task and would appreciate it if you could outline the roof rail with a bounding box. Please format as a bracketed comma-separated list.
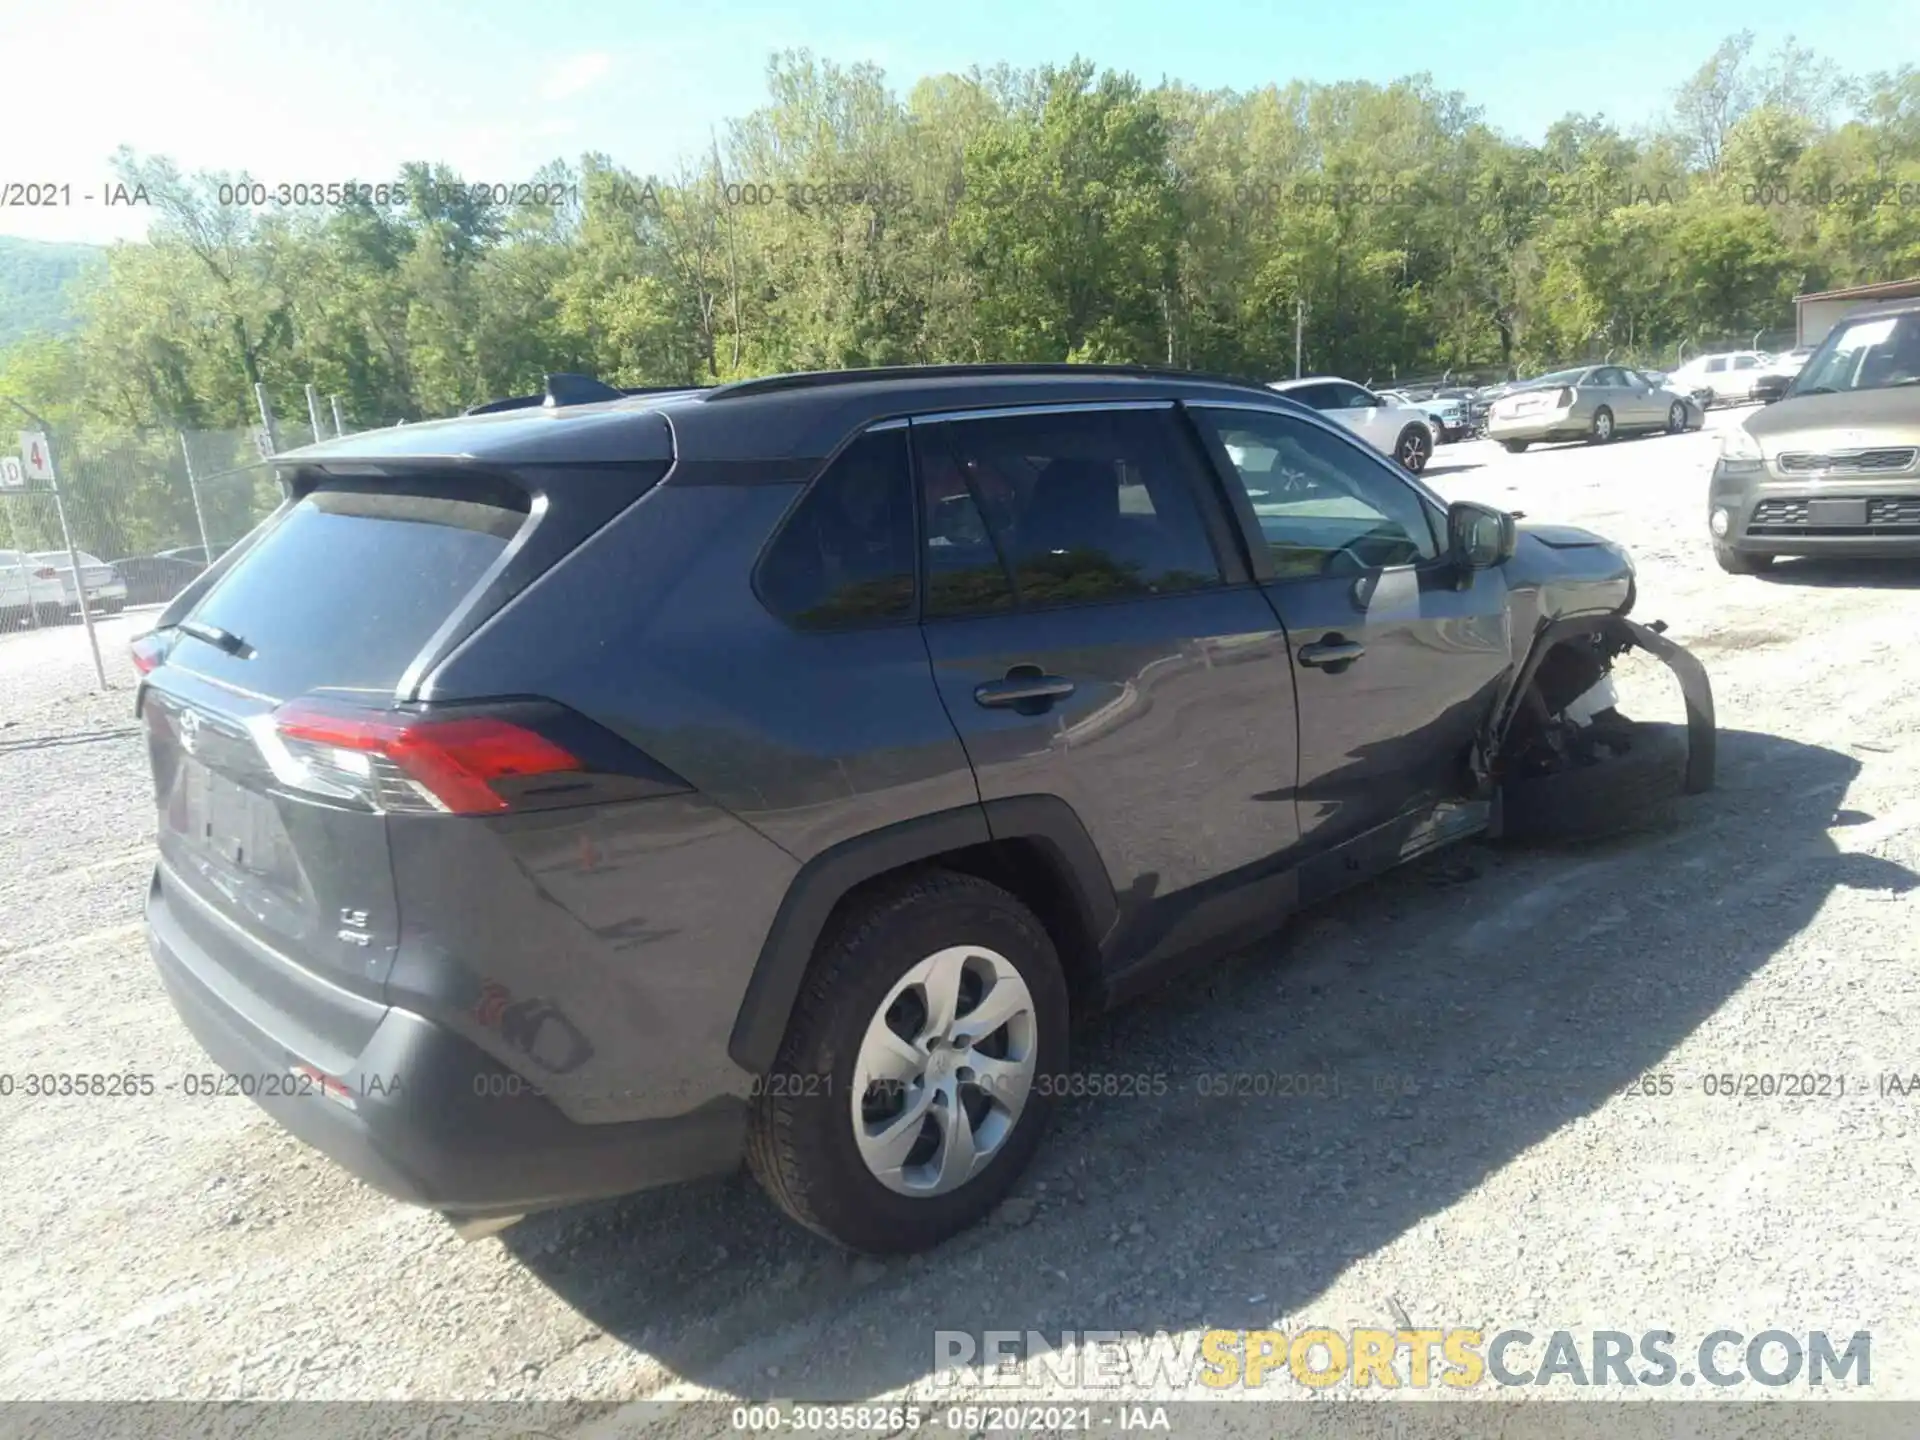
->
[463, 375, 716, 416]
[703, 362, 1274, 401]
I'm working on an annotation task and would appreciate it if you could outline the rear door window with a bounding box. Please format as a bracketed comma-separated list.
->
[916, 408, 1225, 613]
[179, 477, 530, 700]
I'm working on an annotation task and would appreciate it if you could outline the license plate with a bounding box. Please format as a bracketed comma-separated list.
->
[175, 758, 286, 877]
[1808, 498, 1868, 527]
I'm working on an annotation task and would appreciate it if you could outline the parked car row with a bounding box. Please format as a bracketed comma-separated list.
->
[1485, 365, 1705, 451]
[1, 543, 212, 629]
[0, 549, 128, 627]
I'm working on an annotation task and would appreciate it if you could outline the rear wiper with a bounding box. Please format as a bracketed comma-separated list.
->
[179, 620, 254, 658]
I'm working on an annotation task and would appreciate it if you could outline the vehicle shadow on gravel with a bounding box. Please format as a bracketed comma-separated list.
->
[505, 726, 1912, 1401]
[1754, 558, 1920, 589]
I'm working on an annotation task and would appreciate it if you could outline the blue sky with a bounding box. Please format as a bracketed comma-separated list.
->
[0, 0, 1910, 245]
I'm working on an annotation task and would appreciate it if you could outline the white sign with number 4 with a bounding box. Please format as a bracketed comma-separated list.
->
[18, 431, 54, 482]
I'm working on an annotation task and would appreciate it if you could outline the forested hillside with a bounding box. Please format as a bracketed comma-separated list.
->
[1, 31, 1915, 441]
[0, 237, 102, 346]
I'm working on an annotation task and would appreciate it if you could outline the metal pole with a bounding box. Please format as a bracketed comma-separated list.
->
[305, 384, 325, 444]
[10, 546, 38, 629]
[330, 395, 347, 437]
[253, 383, 281, 455]
[179, 431, 214, 562]
[49, 472, 106, 688]
[1294, 295, 1304, 378]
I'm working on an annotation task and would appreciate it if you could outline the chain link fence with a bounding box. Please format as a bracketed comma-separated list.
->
[0, 410, 398, 628]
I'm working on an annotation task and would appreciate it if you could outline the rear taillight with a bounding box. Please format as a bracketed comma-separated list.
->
[130, 632, 169, 675]
[1556, 387, 1575, 407]
[260, 699, 581, 814]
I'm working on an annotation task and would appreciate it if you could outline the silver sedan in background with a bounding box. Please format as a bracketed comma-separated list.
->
[1487, 365, 1706, 451]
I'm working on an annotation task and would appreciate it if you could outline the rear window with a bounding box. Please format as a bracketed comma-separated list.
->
[179, 477, 529, 700]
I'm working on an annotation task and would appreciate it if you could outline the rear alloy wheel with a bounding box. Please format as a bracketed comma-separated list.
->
[1667, 401, 1688, 434]
[1713, 542, 1775, 575]
[1395, 424, 1432, 473]
[746, 870, 1069, 1253]
[1588, 406, 1615, 444]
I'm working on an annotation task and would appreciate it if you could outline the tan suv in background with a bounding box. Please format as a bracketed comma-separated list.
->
[1708, 300, 1920, 574]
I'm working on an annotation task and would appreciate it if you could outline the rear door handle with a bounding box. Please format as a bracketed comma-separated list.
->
[974, 672, 1076, 709]
[1298, 639, 1366, 669]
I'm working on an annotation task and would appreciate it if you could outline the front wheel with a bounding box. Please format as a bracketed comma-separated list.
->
[746, 869, 1070, 1253]
[1666, 402, 1688, 434]
[1394, 424, 1432, 474]
[1588, 406, 1615, 444]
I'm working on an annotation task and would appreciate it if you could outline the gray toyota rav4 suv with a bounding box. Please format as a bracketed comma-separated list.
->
[1709, 298, 1920, 573]
[134, 364, 1714, 1254]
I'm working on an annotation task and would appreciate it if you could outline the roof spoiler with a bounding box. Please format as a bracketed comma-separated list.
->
[464, 374, 712, 416]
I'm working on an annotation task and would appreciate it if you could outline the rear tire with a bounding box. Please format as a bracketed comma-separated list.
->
[1500, 439, 1529, 454]
[746, 869, 1070, 1254]
[1712, 543, 1774, 575]
[1588, 406, 1615, 444]
[1500, 719, 1690, 841]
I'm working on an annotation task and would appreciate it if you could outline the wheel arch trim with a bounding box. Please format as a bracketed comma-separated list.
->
[726, 797, 1117, 1074]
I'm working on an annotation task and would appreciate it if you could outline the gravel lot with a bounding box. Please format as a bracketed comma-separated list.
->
[2, 410, 1917, 1428]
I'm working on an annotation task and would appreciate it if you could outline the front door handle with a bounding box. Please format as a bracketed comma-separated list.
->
[1298, 638, 1366, 670]
[974, 669, 1076, 710]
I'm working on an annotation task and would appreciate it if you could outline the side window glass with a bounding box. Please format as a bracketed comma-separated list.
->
[1705, 357, 1727, 373]
[757, 428, 916, 628]
[1199, 409, 1440, 580]
[1733, 355, 1759, 370]
[925, 409, 1224, 612]
[916, 426, 1018, 618]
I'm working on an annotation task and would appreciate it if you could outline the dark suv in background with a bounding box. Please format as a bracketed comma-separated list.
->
[134, 364, 1713, 1254]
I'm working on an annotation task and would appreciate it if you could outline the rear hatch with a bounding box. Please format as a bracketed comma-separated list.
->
[140, 455, 669, 1005]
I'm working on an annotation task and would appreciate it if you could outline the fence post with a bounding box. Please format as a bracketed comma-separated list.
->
[49, 460, 106, 689]
[254, 383, 281, 455]
[9, 545, 39, 629]
[305, 384, 325, 444]
[179, 431, 215, 562]
[331, 395, 347, 437]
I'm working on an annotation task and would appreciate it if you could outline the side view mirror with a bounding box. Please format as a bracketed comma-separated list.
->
[1752, 374, 1790, 404]
[1448, 500, 1517, 573]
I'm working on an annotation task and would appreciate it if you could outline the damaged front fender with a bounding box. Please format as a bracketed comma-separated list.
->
[1484, 613, 1717, 798]
[1616, 617, 1716, 795]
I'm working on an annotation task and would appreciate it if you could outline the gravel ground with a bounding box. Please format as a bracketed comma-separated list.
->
[2, 410, 1917, 1432]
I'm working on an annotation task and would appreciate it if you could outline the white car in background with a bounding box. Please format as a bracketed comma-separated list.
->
[1666, 350, 1771, 407]
[28, 549, 128, 617]
[0, 548, 69, 627]
[1268, 376, 1439, 473]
